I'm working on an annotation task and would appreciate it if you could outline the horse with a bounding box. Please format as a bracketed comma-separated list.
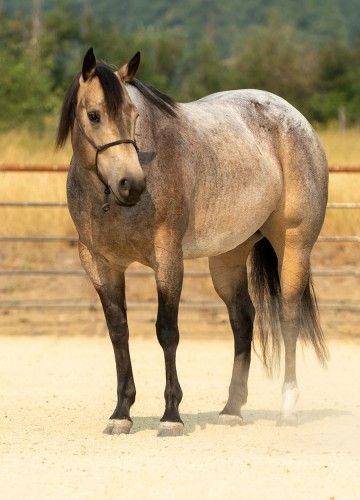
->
[56, 48, 328, 436]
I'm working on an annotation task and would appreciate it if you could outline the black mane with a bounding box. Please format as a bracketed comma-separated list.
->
[129, 78, 178, 118]
[56, 63, 178, 148]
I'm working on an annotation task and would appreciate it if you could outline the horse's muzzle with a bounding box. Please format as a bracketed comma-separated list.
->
[117, 174, 146, 206]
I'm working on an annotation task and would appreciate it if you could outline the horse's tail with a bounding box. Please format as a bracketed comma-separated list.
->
[250, 237, 328, 374]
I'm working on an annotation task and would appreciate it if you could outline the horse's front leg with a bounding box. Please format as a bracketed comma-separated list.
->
[78, 242, 135, 435]
[154, 239, 184, 437]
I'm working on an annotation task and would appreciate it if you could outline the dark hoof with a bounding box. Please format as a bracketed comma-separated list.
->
[277, 413, 299, 427]
[218, 414, 243, 426]
[157, 421, 184, 437]
[103, 419, 132, 435]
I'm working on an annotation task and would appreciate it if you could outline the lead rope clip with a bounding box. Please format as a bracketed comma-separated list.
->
[102, 186, 111, 212]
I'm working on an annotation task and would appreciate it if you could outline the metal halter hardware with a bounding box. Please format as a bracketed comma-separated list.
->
[75, 116, 139, 212]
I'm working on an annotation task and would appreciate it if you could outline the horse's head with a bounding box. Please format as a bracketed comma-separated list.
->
[57, 48, 146, 207]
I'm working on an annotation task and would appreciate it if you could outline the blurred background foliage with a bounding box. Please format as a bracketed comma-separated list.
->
[0, 0, 359, 131]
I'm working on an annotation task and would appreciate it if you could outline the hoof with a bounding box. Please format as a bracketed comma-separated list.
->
[218, 414, 243, 426]
[103, 419, 132, 435]
[157, 421, 184, 437]
[277, 413, 299, 427]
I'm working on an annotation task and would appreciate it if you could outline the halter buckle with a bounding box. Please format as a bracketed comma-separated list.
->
[102, 186, 111, 212]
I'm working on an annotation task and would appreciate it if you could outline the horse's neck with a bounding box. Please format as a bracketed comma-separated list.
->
[126, 84, 169, 149]
[69, 157, 103, 205]
[126, 84, 150, 130]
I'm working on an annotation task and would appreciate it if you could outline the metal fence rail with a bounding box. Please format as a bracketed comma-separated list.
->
[1, 201, 359, 208]
[0, 202, 68, 207]
[0, 164, 69, 172]
[0, 268, 359, 278]
[1, 164, 359, 313]
[1, 300, 359, 312]
[1, 235, 359, 243]
[3, 164, 359, 173]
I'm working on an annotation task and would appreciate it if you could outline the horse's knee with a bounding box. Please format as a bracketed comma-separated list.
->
[156, 303, 179, 346]
[156, 320, 179, 349]
[103, 304, 129, 345]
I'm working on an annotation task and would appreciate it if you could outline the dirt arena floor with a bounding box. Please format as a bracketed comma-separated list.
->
[0, 238, 359, 499]
[1, 335, 359, 499]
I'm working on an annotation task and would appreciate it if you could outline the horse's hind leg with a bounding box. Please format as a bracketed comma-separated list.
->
[263, 231, 323, 425]
[209, 237, 258, 425]
[277, 242, 312, 425]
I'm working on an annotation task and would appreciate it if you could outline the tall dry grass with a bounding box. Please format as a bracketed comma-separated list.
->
[0, 127, 359, 236]
[319, 128, 360, 166]
[0, 128, 71, 165]
[0, 127, 73, 235]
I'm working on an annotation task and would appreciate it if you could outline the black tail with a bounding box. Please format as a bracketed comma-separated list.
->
[250, 238, 328, 374]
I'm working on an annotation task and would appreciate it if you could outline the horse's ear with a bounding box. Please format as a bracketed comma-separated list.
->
[118, 52, 141, 82]
[82, 47, 96, 82]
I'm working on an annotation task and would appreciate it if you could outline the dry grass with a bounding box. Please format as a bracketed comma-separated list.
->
[0, 128, 359, 236]
[319, 128, 360, 166]
[0, 172, 74, 236]
[319, 128, 360, 235]
[0, 127, 71, 165]
[0, 128, 73, 235]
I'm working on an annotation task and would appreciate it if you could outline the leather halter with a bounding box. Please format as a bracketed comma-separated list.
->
[75, 116, 139, 211]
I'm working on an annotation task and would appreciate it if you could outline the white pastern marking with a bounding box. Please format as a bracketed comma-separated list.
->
[281, 382, 299, 416]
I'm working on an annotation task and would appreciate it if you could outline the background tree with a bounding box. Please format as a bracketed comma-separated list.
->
[0, 0, 359, 130]
[233, 15, 317, 117]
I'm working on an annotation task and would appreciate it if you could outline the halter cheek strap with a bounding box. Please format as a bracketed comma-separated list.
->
[75, 116, 139, 212]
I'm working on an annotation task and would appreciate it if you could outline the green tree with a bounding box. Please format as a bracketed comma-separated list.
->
[232, 16, 317, 116]
[309, 40, 360, 123]
[40, 0, 82, 92]
[181, 37, 224, 101]
[1, 0, 359, 128]
[0, 11, 54, 130]
[0, 47, 54, 130]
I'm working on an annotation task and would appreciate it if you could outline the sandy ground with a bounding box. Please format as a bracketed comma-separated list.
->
[0, 335, 359, 500]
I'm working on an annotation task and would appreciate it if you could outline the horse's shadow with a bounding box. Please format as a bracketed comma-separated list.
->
[131, 412, 218, 434]
[130, 408, 350, 434]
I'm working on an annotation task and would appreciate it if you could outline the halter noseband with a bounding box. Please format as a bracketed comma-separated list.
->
[75, 116, 139, 212]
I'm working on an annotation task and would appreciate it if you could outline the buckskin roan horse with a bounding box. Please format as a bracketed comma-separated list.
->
[57, 48, 328, 436]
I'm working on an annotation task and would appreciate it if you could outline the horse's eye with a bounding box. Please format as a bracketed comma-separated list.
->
[87, 111, 100, 123]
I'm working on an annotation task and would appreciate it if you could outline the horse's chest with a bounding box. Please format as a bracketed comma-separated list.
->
[72, 208, 148, 266]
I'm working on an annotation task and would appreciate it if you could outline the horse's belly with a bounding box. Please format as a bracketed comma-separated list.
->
[182, 227, 251, 258]
[182, 169, 281, 259]
[181, 204, 272, 259]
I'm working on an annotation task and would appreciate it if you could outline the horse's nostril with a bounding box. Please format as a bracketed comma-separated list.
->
[119, 178, 129, 188]
[117, 175, 146, 205]
[119, 178, 130, 193]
